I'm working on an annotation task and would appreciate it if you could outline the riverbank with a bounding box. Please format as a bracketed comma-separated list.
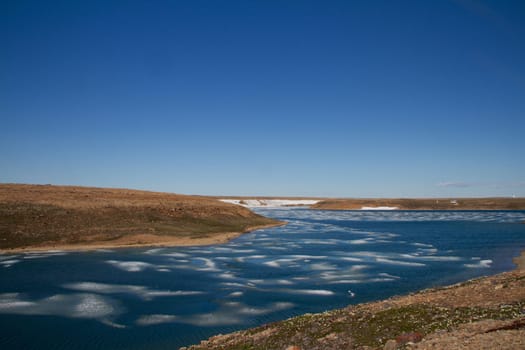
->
[0, 184, 282, 253]
[0, 222, 286, 253]
[184, 251, 525, 350]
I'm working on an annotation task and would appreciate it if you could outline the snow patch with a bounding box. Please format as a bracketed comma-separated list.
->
[220, 199, 319, 208]
[361, 206, 399, 210]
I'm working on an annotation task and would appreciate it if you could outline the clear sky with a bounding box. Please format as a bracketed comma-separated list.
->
[1, 0, 524, 197]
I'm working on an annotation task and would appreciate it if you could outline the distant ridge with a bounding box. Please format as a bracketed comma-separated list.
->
[312, 198, 525, 210]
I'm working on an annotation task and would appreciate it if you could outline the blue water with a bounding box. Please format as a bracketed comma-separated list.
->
[1, 209, 524, 349]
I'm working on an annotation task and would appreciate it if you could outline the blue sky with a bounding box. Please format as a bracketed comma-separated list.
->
[1, 0, 524, 197]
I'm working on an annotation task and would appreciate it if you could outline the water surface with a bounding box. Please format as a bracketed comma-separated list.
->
[1, 209, 524, 349]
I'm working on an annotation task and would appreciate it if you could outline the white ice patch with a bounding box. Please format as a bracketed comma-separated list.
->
[376, 258, 426, 267]
[339, 257, 364, 262]
[217, 272, 236, 279]
[276, 279, 294, 285]
[63, 282, 204, 300]
[348, 238, 375, 244]
[400, 254, 462, 262]
[162, 252, 189, 258]
[101, 319, 126, 328]
[136, 314, 177, 326]
[310, 262, 338, 271]
[327, 279, 365, 284]
[263, 260, 281, 268]
[21, 251, 68, 260]
[179, 301, 294, 326]
[193, 257, 218, 271]
[0, 255, 18, 261]
[417, 248, 438, 254]
[412, 243, 434, 248]
[302, 239, 340, 245]
[143, 248, 166, 255]
[237, 255, 268, 263]
[213, 247, 256, 254]
[464, 259, 492, 268]
[292, 277, 311, 281]
[220, 282, 250, 288]
[318, 265, 370, 282]
[247, 255, 267, 259]
[289, 255, 328, 260]
[278, 289, 335, 296]
[0, 293, 121, 323]
[106, 260, 156, 272]
[0, 259, 20, 267]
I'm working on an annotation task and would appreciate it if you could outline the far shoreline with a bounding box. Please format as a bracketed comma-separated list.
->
[0, 221, 287, 254]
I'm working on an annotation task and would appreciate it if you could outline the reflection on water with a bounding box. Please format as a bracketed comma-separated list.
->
[1, 209, 524, 349]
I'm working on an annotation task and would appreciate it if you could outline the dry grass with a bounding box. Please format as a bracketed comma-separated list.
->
[0, 184, 280, 251]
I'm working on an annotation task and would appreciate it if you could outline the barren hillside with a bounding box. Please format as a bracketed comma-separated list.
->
[0, 184, 281, 251]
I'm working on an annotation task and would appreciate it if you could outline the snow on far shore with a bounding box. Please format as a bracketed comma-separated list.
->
[361, 206, 399, 210]
[220, 199, 320, 208]
[220, 199, 400, 210]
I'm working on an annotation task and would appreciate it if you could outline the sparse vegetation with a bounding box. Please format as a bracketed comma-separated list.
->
[184, 271, 525, 350]
[0, 184, 281, 250]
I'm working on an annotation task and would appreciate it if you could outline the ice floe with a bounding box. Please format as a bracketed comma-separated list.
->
[375, 258, 426, 267]
[136, 314, 177, 326]
[175, 301, 295, 326]
[277, 289, 335, 296]
[310, 262, 338, 271]
[399, 254, 462, 262]
[0, 292, 122, 324]
[62, 282, 205, 300]
[0, 259, 20, 268]
[105, 260, 157, 272]
[22, 250, 68, 259]
[464, 259, 492, 268]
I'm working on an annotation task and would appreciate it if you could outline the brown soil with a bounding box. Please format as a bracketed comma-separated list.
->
[183, 269, 525, 350]
[312, 198, 525, 210]
[0, 184, 282, 252]
[513, 251, 525, 271]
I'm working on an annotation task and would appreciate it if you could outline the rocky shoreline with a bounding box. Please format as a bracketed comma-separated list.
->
[182, 253, 525, 350]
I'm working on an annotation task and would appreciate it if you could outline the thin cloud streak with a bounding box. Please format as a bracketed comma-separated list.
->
[436, 181, 525, 190]
[436, 182, 471, 188]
